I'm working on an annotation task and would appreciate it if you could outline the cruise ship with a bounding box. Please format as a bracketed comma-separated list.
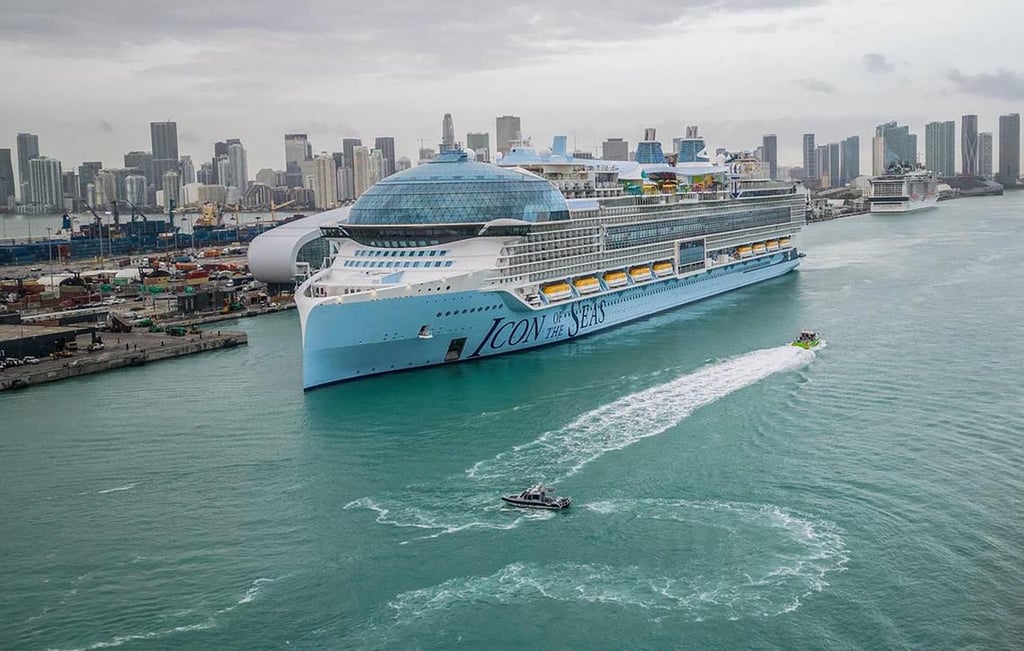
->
[868, 165, 938, 213]
[296, 131, 806, 389]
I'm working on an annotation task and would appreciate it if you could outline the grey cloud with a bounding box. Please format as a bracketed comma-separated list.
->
[863, 53, 894, 74]
[1, 0, 824, 78]
[96, 120, 114, 132]
[179, 131, 202, 143]
[796, 78, 836, 94]
[946, 68, 1024, 100]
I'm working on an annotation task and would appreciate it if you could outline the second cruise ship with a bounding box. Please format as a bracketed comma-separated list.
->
[296, 130, 806, 389]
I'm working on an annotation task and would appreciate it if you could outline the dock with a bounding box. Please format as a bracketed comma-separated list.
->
[0, 327, 246, 391]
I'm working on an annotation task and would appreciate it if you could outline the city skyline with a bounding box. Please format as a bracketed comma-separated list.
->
[2, 0, 1021, 174]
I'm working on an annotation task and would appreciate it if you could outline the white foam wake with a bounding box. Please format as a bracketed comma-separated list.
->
[96, 484, 137, 495]
[49, 577, 277, 650]
[467, 345, 815, 483]
[383, 499, 847, 627]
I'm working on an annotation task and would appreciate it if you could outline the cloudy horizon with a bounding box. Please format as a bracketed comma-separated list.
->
[1, 0, 1021, 174]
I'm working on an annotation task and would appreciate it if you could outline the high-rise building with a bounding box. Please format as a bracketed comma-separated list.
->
[123, 151, 154, 191]
[285, 133, 311, 188]
[802, 134, 816, 183]
[150, 122, 179, 191]
[466, 132, 490, 162]
[924, 121, 956, 177]
[342, 138, 361, 170]
[179, 156, 195, 185]
[979, 132, 993, 178]
[162, 170, 181, 210]
[962, 114, 978, 176]
[216, 156, 231, 190]
[602, 138, 629, 161]
[441, 114, 456, 153]
[77, 162, 102, 204]
[369, 149, 385, 186]
[496, 115, 521, 156]
[0, 149, 15, 206]
[395, 156, 412, 172]
[307, 153, 338, 210]
[841, 136, 860, 183]
[871, 136, 885, 175]
[762, 134, 778, 180]
[16, 132, 39, 201]
[374, 137, 396, 177]
[28, 156, 63, 210]
[828, 142, 841, 188]
[61, 170, 79, 204]
[352, 146, 372, 197]
[816, 144, 831, 188]
[227, 142, 248, 191]
[997, 113, 1020, 187]
[124, 175, 147, 206]
[874, 121, 916, 170]
[196, 162, 214, 185]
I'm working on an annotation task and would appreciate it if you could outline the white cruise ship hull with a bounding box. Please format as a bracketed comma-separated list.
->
[869, 194, 939, 214]
[299, 251, 799, 389]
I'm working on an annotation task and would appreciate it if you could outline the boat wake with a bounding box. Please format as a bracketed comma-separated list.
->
[356, 499, 847, 643]
[467, 345, 816, 483]
[49, 577, 278, 650]
[345, 345, 816, 542]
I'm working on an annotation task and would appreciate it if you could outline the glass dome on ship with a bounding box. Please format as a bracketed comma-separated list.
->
[347, 150, 569, 225]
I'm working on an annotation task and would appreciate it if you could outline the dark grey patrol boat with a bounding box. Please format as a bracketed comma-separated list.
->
[501, 485, 571, 510]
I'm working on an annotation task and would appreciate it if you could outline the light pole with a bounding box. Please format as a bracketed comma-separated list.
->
[46, 226, 53, 282]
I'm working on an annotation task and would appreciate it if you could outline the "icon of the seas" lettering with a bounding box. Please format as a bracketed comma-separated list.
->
[468, 299, 607, 357]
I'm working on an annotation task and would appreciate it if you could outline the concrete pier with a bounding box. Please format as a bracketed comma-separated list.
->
[0, 329, 247, 391]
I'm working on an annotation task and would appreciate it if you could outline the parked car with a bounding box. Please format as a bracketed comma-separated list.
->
[22, 356, 40, 365]
[86, 342, 105, 352]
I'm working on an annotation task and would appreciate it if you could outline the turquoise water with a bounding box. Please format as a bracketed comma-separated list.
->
[2, 195, 1023, 649]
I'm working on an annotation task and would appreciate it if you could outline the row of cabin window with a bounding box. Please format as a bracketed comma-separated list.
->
[353, 249, 449, 257]
[343, 260, 454, 269]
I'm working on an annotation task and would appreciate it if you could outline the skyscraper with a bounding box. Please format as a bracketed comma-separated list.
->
[828, 142, 841, 188]
[28, 156, 63, 210]
[125, 175, 147, 206]
[352, 146, 372, 198]
[150, 121, 179, 191]
[179, 156, 195, 185]
[602, 138, 629, 161]
[874, 121, 916, 170]
[309, 153, 338, 209]
[285, 133, 311, 188]
[124, 151, 154, 191]
[374, 137, 396, 177]
[369, 149, 385, 186]
[440, 114, 456, 153]
[228, 141, 248, 191]
[496, 115, 521, 156]
[466, 132, 490, 162]
[16, 132, 39, 201]
[997, 113, 1020, 187]
[802, 134, 816, 183]
[841, 136, 860, 183]
[925, 121, 956, 177]
[77, 162, 102, 203]
[0, 149, 15, 206]
[979, 132, 993, 178]
[162, 171, 181, 210]
[962, 114, 978, 176]
[342, 138, 361, 171]
[762, 134, 778, 180]
[815, 144, 831, 187]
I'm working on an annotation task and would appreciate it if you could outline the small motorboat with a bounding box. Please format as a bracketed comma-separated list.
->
[501, 485, 571, 510]
[791, 330, 821, 349]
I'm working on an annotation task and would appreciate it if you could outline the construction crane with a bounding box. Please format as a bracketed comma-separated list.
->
[269, 199, 295, 221]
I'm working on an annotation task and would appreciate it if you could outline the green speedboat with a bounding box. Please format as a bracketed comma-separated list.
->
[791, 330, 821, 349]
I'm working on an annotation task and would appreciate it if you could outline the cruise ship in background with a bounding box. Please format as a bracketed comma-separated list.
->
[295, 128, 806, 389]
[868, 165, 939, 213]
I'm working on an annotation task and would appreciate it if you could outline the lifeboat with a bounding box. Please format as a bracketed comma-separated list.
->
[752, 242, 767, 255]
[766, 240, 779, 251]
[603, 270, 628, 288]
[737, 245, 754, 258]
[779, 237, 791, 248]
[573, 277, 600, 294]
[652, 261, 674, 277]
[541, 282, 573, 301]
[629, 265, 652, 282]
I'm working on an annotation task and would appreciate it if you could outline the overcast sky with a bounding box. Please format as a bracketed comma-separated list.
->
[1, 0, 1022, 173]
